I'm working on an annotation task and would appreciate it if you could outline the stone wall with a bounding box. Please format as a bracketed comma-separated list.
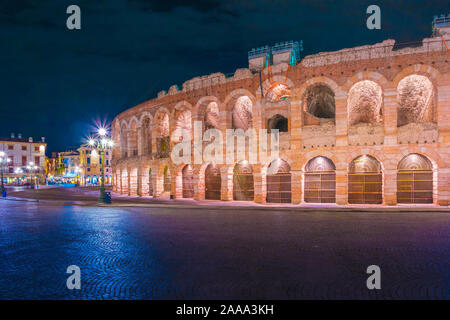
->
[111, 35, 450, 206]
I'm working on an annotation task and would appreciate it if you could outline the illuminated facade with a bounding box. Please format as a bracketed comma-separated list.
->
[0, 133, 46, 184]
[112, 31, 449, 206]
[78, 144, 112, 185]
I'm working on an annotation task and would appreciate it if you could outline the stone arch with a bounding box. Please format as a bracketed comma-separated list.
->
[181, 164, 194, 198]
[172, 108, 192, 142]
[140, 114, 152, 155]
[267, 114, 288, 132]
[204, 163, 221, 200]
[232, 96, 253, 131]
[162, 165, 171, 194]
[266, 158, 291, 203]
[302, 83, 336, 124]
[128, 118, 138, 157]
[120, 119, 130, 130]
[205, 101, 220, 130]
[233, 160, 254, 201]
[347, 80, 383, 126]
[120, 123, 128, 157]
[397, 153, 433, 203]
[224, 89, 257, 130]
[348, 155, 383, 204]
[392, 64, 440, 88]
[154, 108, 170, 138]
[292, 76, 341, 101]
[154, 108, 170, 157]
[396, 74, 434, 126]
[304, 156, 336, 203]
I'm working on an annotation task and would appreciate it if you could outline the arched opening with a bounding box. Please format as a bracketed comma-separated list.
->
[120, 124, 128, 157]
[266, 159, 291, 203]
[129, 120, 138, 156]
[205, 102, 219, 131]
[348, 80, 382, 126]
[232, 96, 253, 131]
[182, 164, 194, 198]
[141, 117, 152, 155]
[304, 84, 335, 119]
[348, 155, 382, 204]
[156, 112, 170, 157]
[267, 114, 288, 132]
[163, 166, 171, 193]
[397, 75, 433, 126]
[397, 154, 433, 203]
[205, 163, 221, 200]
[233, 161, 254, 201]
[173, 109, 192, 142]
[304, 156, 336, 203]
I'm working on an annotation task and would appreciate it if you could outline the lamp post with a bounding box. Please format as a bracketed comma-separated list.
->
[27, 162, 39, 202]
[0, 151, 11, 196]
[75, 166, 81, 186]
[14, 168, 23, 185]
[26, 162, 39, 189]
[88, 127, 114, 203]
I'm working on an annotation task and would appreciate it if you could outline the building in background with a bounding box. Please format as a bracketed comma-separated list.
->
[45, 152, 58, 181]
[56, 149, 81, 184]
[78, 144, 112, 185]
[0, 133, 46, 185]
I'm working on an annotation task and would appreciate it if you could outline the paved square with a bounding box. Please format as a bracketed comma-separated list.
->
[0, 199, 448, 299]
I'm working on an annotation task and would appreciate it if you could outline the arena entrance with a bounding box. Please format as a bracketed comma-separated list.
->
[233, 161, 254, 201]
[205, 164, 221, 200]
[266, 159, 291, 203]
[348, 155, 382, 204]
[397, 154, 433, 203]
[163, 166, 171, 194]
[182, 165, 194, 198]
[304, 156, 336, 203]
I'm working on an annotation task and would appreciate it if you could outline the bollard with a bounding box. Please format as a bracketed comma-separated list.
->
[104, 191, 112, 204]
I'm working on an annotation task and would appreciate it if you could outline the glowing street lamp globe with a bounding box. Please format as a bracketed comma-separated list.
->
[98, 128, 107, 136]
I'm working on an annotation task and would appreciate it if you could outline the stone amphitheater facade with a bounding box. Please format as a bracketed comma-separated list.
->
[111, 36, 450, 206]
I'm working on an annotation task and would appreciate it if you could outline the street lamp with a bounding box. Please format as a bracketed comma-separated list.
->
[75, 166, 81, 186]
[88, 127, 114, 203]
[14, 168, 23, 185]
[0, 151, 11, 196]
[26, 162, 39, 189]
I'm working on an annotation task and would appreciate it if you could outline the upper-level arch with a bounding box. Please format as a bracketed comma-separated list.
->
[231, 95, 254, 131]
[397, 74, 434, 126]
[347, 80, 383, 126]
[302, 83, 336, 125]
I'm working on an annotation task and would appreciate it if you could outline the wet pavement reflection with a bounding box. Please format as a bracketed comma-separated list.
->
[0, 200, 448, 299]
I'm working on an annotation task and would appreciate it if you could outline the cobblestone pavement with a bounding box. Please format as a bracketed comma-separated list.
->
[0, 199, 448, 299]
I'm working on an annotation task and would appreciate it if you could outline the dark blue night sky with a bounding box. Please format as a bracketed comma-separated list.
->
[0, 0, 447, 153]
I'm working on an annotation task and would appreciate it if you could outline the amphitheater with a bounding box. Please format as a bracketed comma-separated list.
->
[112, 22, 450, 206]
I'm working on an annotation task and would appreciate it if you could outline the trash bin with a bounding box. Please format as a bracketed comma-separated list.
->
[170, 194, 174, 200]
[2, 191, 6, 197]
[104, 191, 112, 204]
